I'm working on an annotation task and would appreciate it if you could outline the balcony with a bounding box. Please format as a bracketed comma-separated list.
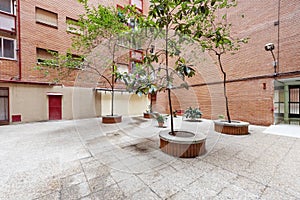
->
[0, 11, 16, 33]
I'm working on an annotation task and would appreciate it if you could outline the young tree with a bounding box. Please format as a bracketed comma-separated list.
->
[117, 1, 197, 134]
[36, 0, 131, 117]
[149, 0, 247, 122]
[171, 0, 248, 123]
[122, 0, 247, 130]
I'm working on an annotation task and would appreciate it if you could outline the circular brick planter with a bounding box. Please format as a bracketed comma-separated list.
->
[159, 130, 206, 158]
[102, 115, 122, 124]
[214, 120, 249, 135]
[143, 112, 153, 119]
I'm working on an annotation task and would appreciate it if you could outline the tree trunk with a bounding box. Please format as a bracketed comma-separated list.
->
[165, 24, 174, 134]
[111, 73, 114, 116]
[217, 53, 231, 123]
[150, 93, 153, 113]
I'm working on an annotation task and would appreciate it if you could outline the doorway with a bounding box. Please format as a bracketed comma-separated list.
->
[48, 95, 62, 120]
[289, 85, 300, 118]
[274, 80, 284, 124]
[0, 87, 9, 124]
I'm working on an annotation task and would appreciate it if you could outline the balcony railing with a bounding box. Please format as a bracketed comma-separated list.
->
[0, 11, 16, 33]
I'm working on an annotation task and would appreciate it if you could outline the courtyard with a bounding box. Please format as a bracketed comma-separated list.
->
[0, 117, 299, 200]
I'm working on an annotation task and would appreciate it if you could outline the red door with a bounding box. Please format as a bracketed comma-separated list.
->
[48, 95, 62, 120]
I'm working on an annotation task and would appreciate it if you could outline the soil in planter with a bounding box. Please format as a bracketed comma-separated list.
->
[185, 119, 202, 122]
[169, 131, 195, 138]
[219, 120, 241, 123]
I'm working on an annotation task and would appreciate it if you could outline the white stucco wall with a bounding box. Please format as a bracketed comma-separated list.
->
[1, 83, 102, 123]
[0, 83, 147, 123]
[100, 92, 148, 116]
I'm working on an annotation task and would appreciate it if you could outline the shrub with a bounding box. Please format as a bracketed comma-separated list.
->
[184, 107, 202, 119]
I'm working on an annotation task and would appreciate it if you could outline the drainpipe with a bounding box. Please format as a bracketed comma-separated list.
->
[17, 0, 21, 80]
[277, 0, 281, 74]
[284, 84, 289, 122]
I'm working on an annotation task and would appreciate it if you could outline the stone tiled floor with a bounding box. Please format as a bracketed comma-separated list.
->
[0, 116, 299, 200]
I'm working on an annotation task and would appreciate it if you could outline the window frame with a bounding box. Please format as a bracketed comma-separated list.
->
[0, 0, 14, 14]
[0, 36, 16, 60]
[129, 50, 143, 73]
[36, 47, 58, 65]
[35, 7, 58, 29]
[66, 17, 82, 35]
[130, 0, 143, 13]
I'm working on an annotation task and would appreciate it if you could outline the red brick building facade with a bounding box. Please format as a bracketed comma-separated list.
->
[154, 0, 300, 126]
[0, 0, 149, 124]
[0, 0, 299, 125]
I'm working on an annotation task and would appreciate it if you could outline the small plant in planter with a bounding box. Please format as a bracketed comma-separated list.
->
[173, 110, 177, 118]
[184, 107, 202, 121]
[144, 105, 155, 118]
[218, 114, 225, 120]
[155, 114, 168, 127]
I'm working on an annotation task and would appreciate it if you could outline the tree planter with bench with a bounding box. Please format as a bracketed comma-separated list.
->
[143, 112, 153, 119]
[159, 130, 206, 158]
[214, 120, 249, 135]
[102, 115, 122, 124]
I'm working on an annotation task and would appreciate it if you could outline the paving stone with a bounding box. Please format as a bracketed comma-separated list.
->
[260, 186, 298, 200]
[230, 175, 266, 197]
[61, 172, 87, 188]
[79, 195, 94, 200]
[118, 175, 148, 195]
[94, 152, 120, 164]
[137, 170, 165, 185]
[60, 181, 91, 200]
[89, 175, 116, 193]
[1, 117, 300, 199]
[110, 169, 137, 183]
[148, 177, 181, 199]
[239, 163, 277, 185]
[268, 169, 300, 197]
[130, 187, 161, 200]
[190, 173, 230, 193]
[167, 170, 197, 188]
[219, 157, 251, 175]
[155, 165, 177, 177]
[168, 191, 200, 200]
[34, 191, 61, 200]
[234, 147, 261, 162]
[81, 160, 111, 180]
[215, 184, 260, 200]
[91, 184, 126, 200]
[181, 179, 218, 199]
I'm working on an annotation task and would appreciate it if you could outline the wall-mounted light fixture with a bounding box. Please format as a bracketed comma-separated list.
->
[264, 43, 277, 75]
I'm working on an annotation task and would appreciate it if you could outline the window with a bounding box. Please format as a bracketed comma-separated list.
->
[130, 61, 137, 73]
[130, 0, 143, 13]
[0, 37, 15, 59]
[66, 17, 82, 35]
[36, 48, 57, 63]
[36, 7, 58, 28]
[117, 63, 129, 73]
[130, 50, 143, 62]
[0, 0, 13, 14]
[66, 53, 84, 69]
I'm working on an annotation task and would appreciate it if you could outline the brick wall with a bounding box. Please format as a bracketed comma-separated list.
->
[16, 0, 148, 84]
[0, 60, 19, 80]
[1, 0, 299, 125]
[153, 0, 300, 126]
